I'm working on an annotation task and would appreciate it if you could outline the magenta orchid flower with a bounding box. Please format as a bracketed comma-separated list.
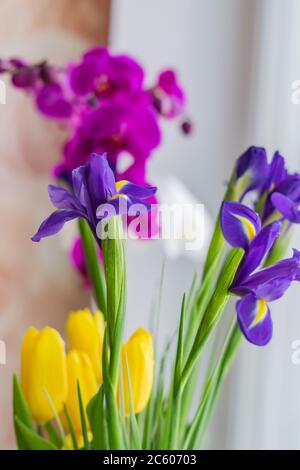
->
[63, 99, 161, 173]
[151, 70, 186, 118]
[69, 47, 144, 99]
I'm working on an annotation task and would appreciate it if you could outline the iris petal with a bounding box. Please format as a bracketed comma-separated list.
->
[236, 294, 272, 346]
[221, 201, 261, 249]
[233, 221, 281, 285]
[271, 192, 300, 223]
[48, 185, 84, 213]
[117, 181, 157, 200]
[235, 146, 268, 199]
[31, 210, 82, 242]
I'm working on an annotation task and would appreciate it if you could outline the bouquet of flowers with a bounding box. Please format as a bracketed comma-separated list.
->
[3, 48, 300, 451]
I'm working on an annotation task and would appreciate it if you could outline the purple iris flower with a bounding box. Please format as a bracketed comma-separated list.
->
[263, 151, 287, 192]
[221, 201, 300, 346]
[234, 146, 269, 200]
[69, 47, 144, 99]
[151, 70, 186, 118]
[267, 175, 300, 223]
[255, 151, 300, 224]
[32, 153, 157, 243]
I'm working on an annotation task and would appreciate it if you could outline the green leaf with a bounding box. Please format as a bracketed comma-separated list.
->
[181, 248, 244, 387]
[153, 336, 175, 450]
[78, 218, 106, 315]
[174, 294, 186, 389]
[168, 294, 186, 449]
[77, 382, 91, 450]
[43, 387, 68, 449]
[45, 421, 62, 449]
[14, 417, 57, 450]
[102, 331, 124, 450]
[118, 365, 129, 449]
[184, 320, 242, 449]
[201, 173, 236, 279]
[12, 374, 34, 450]
[63, 404, 78, 450]
[87, 387, 108, 450]
[124, 357, 142, 450]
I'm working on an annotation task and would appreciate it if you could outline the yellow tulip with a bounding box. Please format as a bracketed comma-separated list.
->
[21, 326, 68, 424]
[64, 350, 98, 431]
[121, 328, 154, 416]
[66, 309, 105, 383]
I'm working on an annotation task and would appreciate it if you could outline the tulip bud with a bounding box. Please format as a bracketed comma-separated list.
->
[121, 328, 154, 416]
[64, 350, 98, 431]
[66, 309, 105, 383]
[21, 326, 67, 423]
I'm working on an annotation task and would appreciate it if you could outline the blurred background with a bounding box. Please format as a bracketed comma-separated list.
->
[1, 0, 300, 449]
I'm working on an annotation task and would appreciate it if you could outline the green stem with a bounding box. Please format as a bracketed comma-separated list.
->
[102, 332, 124, 450]
[202, 175, 236, 279]
[184, 321, 242, 449]
[78, 218, 106, 315]
[180, 176, 238, 426]
[102, 217, 126, 391]
[181, 249, 244, 388]
[168, 390, 182, 450]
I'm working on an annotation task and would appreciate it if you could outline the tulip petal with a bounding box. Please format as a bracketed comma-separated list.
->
[21, 327, 39, 401]
[27, 327, 67, 423]
[64, 350, 98, 432]
[121, 328, 154, 416]
[66, 309, 104, 383]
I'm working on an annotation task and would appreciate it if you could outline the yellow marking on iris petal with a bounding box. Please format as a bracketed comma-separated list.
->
[108, 180, 130, 201]
[116, 180, 128, 192]
[110, 193, 128, 201]
[250, 298, 268, 328]
[234, 214, 256, 241]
